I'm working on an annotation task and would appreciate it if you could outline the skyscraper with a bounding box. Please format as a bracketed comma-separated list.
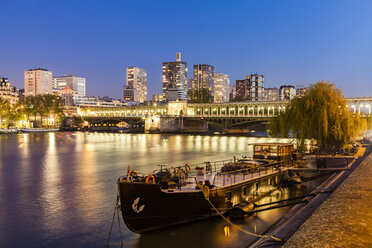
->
[125, 67, 147, 103]
[213, 73, 229, 103]
[24, 68, 53, 96]
[234, 74, 264, 101]
[162, 52, 187, 101]
[191, 64, 214, 94]
[52, 75, 86, 96]
[246, 74, 264, 101]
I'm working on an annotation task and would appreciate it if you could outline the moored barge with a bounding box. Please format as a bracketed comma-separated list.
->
[117, 143, 296, 233]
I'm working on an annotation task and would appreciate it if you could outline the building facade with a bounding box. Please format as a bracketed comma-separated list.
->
[53, 75, 86, 96]
[0, 77, 19, 105]
[246, 74, 264, 101]
[24, 68, 53, 96]
[191, 64, 214, 94]
[213, 73, 229, 103]
[162, 52, 187, 101]
[234, 74, 264, 101]
[296, 85, 307, 97]
[123, 86, 138, 102]
[264, 88, 279, 101]
[279, 85, 296, 101]
[125, 67, 147, 103]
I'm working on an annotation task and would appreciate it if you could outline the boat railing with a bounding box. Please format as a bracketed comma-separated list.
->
[211, 160, 285, 187]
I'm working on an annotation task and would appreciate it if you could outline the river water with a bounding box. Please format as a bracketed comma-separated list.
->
[0, 132, 325, 248]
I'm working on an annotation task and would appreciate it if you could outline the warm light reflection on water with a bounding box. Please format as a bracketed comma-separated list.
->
[0, 132, 320, 248]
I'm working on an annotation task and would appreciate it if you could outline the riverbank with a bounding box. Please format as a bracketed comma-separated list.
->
[248, 143, 370, 247]
[283, 145, 372, 247]
[0, 128, 60, 134]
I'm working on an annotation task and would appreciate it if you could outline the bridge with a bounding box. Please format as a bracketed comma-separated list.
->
[76, 97, 372, 132]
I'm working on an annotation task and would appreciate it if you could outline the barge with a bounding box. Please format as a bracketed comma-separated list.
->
[117, 143, 296, 233]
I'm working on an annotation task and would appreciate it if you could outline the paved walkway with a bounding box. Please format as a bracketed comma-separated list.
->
[285, 147, 372, 247]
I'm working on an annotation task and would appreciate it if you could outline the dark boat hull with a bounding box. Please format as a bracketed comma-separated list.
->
[118, 172, 285, 233]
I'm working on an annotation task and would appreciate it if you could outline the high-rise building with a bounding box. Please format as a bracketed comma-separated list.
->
[279, 85, 296, 101]
[162, 52, 187, 101]
[123, 86, 138, 102]
[235, 79, 247, 99]
[0, 77, 19, 105]
[191, 64, 214, 94]
[24, 68, 53, 96]
[246, 74, 264, 101]
[125, 67, 147, 103]
[213, 73, 229, 103]
[234, 74, 264, 101]
[264, 88, 279, 101]
[53, 75, 86, 96]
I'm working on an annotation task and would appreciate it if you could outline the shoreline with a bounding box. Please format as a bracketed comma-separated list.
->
[248, 143, 371, 247]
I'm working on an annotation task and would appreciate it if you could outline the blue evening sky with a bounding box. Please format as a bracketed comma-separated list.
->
[1, 0, 371, 99]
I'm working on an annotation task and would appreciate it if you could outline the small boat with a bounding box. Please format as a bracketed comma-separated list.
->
[117, 143, 295, 233]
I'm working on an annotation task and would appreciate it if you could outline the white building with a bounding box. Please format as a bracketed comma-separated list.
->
[53, 75, 86, 97]
[24, 68, 53, 96]
[125, 67, 147, 103]
[213, 73, 230, 103]
[162, 52, 187, 101]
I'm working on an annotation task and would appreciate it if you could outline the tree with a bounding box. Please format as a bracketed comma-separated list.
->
[0, 98, 11, 128]
[270, 81, 363, 152]
[187, 88, 214, 103]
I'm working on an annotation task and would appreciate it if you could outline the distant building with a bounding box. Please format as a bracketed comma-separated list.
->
[162, 52, 187, 101]
[296, 85, 307, 97]
[0, 77, 19, 105]
[123, 86, 138, 102]
[234, 74, 264, 101]
[213, 73, 229, 103]
[279, 85, 296, 101]
[235, 79, 246, 99]
[264, 88, 279, 101]
[190, 64, 214, 94]
[246, 74, 264, 101]
[53, 75, 86, 97]
[125, 67, 147, 103]
[24, 68, 53, 96]
[152, 94, 164, 102]
[57, 86, 75, 106]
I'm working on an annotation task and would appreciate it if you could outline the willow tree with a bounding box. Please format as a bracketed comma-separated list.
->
[270, 81, 363, 152]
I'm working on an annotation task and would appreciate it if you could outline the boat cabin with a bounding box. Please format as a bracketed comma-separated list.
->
[252, 143, 294, 164]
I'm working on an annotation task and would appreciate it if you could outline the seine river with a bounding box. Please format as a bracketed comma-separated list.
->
[0, 132, 324, 248]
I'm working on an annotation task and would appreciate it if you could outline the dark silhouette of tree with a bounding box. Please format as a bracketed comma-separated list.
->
[187, 88, 213, 103]
[270, 81, 364, 152]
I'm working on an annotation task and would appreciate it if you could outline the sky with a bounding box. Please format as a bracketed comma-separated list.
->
[1, 0, 371, 99]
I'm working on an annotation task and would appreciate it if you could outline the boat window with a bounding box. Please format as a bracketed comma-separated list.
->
[225, 192, 232, 202]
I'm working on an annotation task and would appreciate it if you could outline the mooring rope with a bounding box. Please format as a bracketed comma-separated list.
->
[197, 183, 281, 242]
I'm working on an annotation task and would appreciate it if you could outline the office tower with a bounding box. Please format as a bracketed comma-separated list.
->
[123, 86, 138, 102]
[279, 85, 296, 101]
[0, 77, 19, 105]
[235, 79, 247, 99]
[234, 74, 264, 101]
[246, 74, 264, 101]
[24, 68, 53, 96]
[264, 88, 279, 101]
[162, 52, 187, 101]
[53, 75, 86, 96]
[213, 73, 230, 103]
[191, 64, 214, 94]
[125, 67, 147, 103]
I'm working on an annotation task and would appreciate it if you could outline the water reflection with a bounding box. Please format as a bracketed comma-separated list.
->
[0, 133, 320, 248]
